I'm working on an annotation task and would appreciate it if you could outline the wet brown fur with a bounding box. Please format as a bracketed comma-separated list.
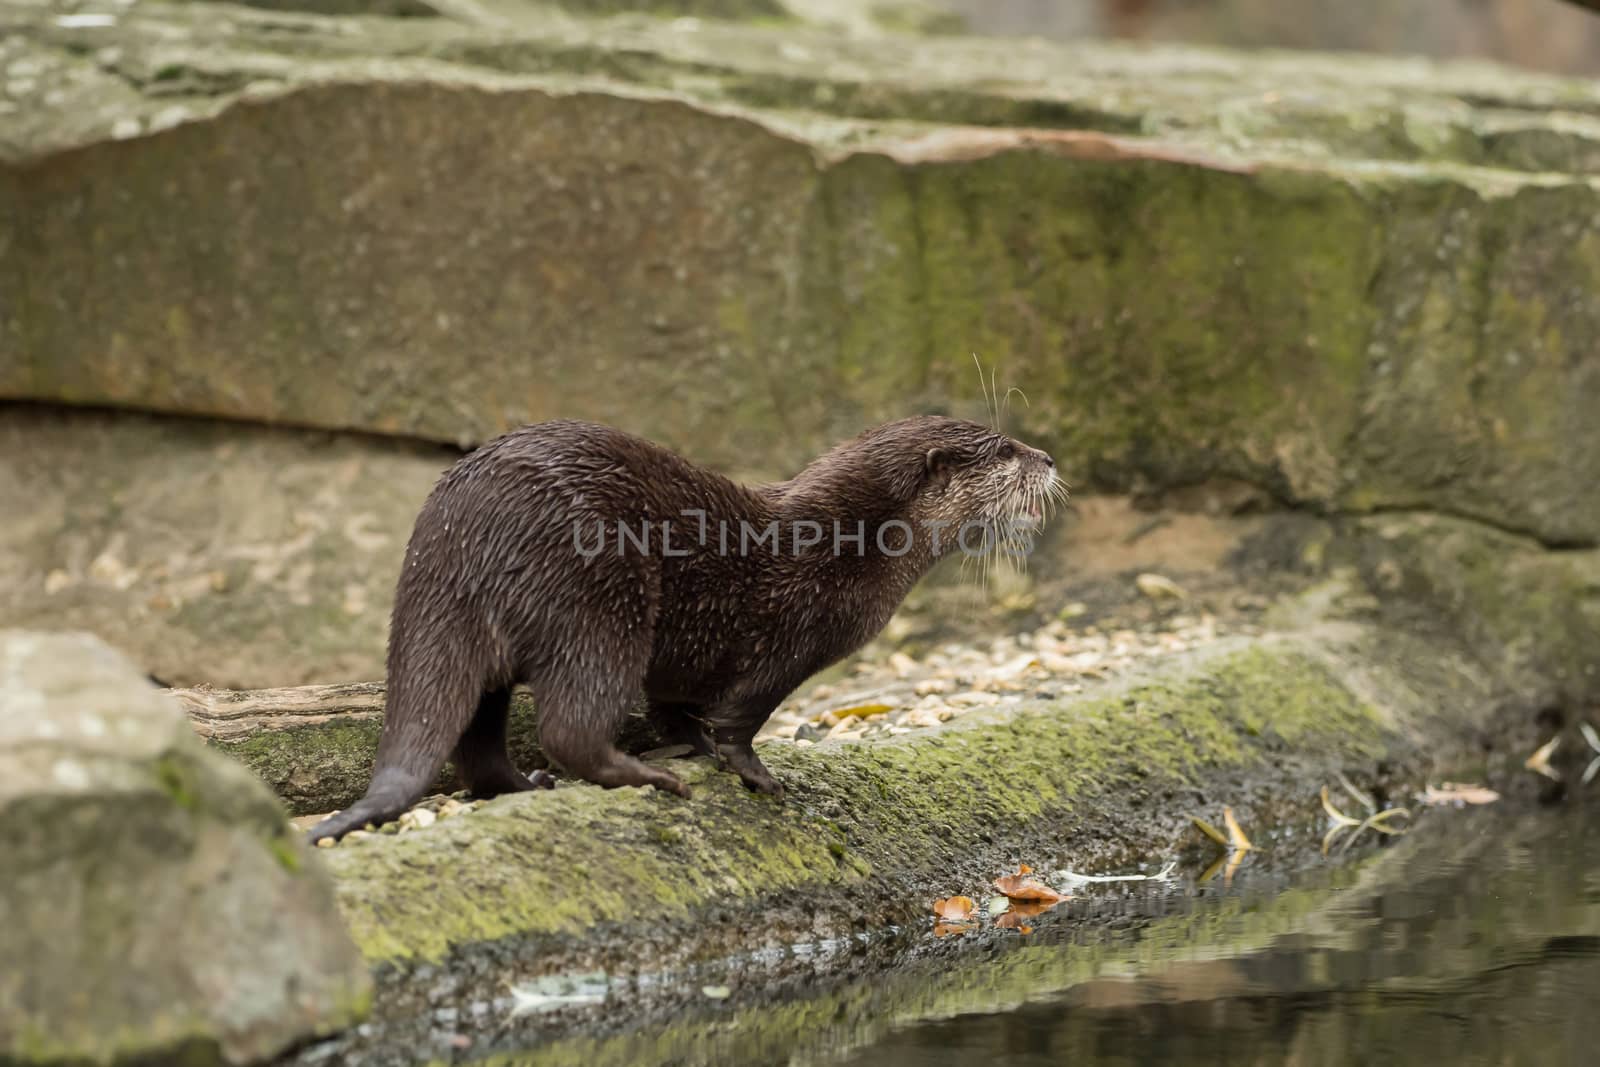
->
[308, 416, 1057, 842]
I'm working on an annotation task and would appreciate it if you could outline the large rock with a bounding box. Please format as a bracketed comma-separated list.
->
[0, 407, 445, 688]
[0, 630, 371, 1066]
[4, 3, 1600, 544]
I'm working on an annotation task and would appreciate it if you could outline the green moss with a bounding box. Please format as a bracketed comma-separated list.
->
[327, 638, 1392, 965]
[268, 831, 303, 874]
[223, 721, 387, 815]
[154, 754, 197, 811]
[214, 695, 654, 815]
[1357, 514, 1600, 703]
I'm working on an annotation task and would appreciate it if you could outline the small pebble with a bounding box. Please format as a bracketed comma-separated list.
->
[399, 808, 437, 831]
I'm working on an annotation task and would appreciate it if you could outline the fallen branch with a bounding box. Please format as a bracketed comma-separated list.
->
[170, 682, 658, 815]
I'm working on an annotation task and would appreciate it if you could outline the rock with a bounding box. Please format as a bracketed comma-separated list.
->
[399, 806, 437, 830]
[1136, 573, 1188, 601]
[0, 631, 371, 1066]
[5, 7, 1600, 545]
[315, 629, 1498, 976]
[0, 407, 442, 688]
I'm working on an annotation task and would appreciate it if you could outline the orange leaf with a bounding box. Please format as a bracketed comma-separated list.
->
[994, 910, 1034, 933]
[1018, 863, 1032, 874]
[1005, 898, 1061, 918]
[933, 920, 974, 938]
[994, 868, 1066, 904]
[932, 895, 977, 922]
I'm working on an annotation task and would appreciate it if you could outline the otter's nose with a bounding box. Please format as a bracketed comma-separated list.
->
[1035, 449, 1055, 468]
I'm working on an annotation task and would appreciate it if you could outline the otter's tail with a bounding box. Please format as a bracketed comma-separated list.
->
[305, 658, 475, 843]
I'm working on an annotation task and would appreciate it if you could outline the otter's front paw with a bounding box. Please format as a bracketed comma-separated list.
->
[718, 742, 785, 801]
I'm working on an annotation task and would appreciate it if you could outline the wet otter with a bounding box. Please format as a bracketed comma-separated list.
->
[308, 417, 1059, 842]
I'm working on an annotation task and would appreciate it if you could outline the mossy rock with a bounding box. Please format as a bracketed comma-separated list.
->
[5, 9, 1600, 544]
[0, 631, 371, 1066]
[323, 636, 1405, 966]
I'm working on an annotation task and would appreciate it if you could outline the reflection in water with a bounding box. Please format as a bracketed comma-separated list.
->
[468, 803, 1600, 1067]
[819, 805, 1600, 1067]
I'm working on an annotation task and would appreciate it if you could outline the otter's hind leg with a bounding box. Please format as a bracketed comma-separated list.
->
[454, 688, 554, 797]
[645, 700, 716, 759]
[533, 673, 691, 799]
[707, 697, 786, 800]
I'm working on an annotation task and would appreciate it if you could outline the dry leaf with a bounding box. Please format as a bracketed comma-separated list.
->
[1004, 898, 1060, 918]
[1526, 737, 1561, 780]
[1337, 808, 1411, 853]
[1223, 807, 1253, 851]
[1421, 783, 1500, 806]
[932, 921, 974, 938]
[932, 896, 976, 922]
[1191, 816, 1230, 848]
[994, 910, 1034, 933]
[994, 867, 1066, 904]
[1335, 770, 1376, 814]
[1321, 786, 1360, 827]
[830, 703, 894, 721]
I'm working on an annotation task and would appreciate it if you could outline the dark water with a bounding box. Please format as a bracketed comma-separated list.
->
[477, 800, 1600, 1067]
[815, 805, 1600, 1067]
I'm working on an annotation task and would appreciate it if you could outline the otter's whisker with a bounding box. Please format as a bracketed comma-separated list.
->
[972, 353, 998, 430]
[1001, 386, 1030, 429]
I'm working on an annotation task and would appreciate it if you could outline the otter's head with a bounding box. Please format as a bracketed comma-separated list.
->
[844, 415, 1063, 557]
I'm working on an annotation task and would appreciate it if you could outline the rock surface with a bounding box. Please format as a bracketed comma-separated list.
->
[281, 505, 1596, 1045]
[4, 0, 1600, 546]
[0, 407, 447, 688]
[323, 631, 1407, 967]
[0, 630, 371, 1066]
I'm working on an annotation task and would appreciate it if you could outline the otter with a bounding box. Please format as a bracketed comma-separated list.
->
[308, 416, 1059, 842]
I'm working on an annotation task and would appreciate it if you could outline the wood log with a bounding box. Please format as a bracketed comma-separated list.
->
[173, 683, 660, 816]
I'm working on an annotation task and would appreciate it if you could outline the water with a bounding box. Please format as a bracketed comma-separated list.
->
[815, 804, 1600, 1067]
[472, 799, 1600, 1067]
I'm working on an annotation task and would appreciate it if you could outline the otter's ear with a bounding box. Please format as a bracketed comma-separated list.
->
[924, 448, 953, 484]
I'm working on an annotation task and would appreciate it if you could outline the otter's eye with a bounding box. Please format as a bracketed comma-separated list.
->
[996, 442, 1016, 460]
